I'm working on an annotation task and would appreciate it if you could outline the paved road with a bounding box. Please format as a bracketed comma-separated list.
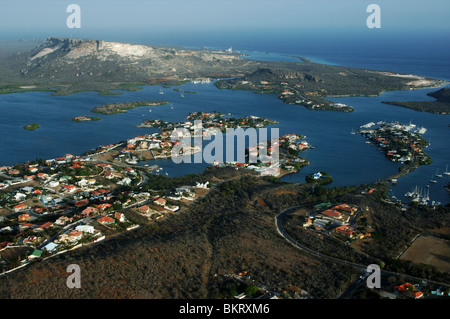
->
[275, 204, 450, 295]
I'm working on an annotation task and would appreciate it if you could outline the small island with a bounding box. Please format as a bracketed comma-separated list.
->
[138, 111, 279, 131]
[91, 100, 169, 115]
[23, 123, 40, 131]
[72, 116, 101, 122]
[306, 171, 333, 185]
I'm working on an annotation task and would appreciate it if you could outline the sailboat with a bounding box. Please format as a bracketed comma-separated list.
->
[444, 165, 450, 176]
[435, 168, 442, 178]
[159, 88, 164, 95]
[351, 129, 356, 135]
[180, 91, 184, 98]
[170, 103, 173, 109]
[430, 173, 437, 183]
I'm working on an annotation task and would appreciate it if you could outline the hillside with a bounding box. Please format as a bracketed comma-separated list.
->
[0, 37, 261, 95]
[0, 176, 359, 299]
[0, 37, 444, 98]
[382, 87, 450, 114]
[215, 64, 445, 111]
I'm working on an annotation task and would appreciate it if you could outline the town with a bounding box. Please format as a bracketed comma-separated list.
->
[358, 120, 430, 167]
[0, 112, 311, 274]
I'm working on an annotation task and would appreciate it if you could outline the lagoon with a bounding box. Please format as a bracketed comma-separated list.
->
[0, 79, 448, 204]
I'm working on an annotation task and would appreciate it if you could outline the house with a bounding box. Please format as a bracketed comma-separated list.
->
[77, 179, 89, 187]
[153, 198, 167, 206]
[15, 204, 29, 213]
[67, 230, 82, 241]
[29, 167, 39, 173]
[195, 181, 209, 189]
[36, 222, 53, 231]
[117, 177, 132, 186]
[431, 287, 444, 296]
[74, 199, 89, 207]
[82, 206, 98, 217]
[19, 223, 33, 231]
[23, 236, 41, 245]
[321, 209, 342, 219]
[55, 216, 72, 226]
[37, 172, 48, 179]
[48, 181, 60, 187]
[97, 215, 115, 225]
[312, 172, 322, 180]
[64, 185, 77, 193]
[137, 205, 150, 214]
[14, 192, 27, 201]
[164, 205, 179, 212]
[334, 225, 356, 238]
[394, 283, 424, 299]
[104, 171, 115, 179]
[303, 218, 313, 227]
[96, 203, 112, 210]
[35, 206, 50, 214]
[115, 212, 126, 222]
[21, 186, 34, 194]
[394, 282, 413, 292]
[411, 291, 424, 299]
[75, 224, 95, 234]
[43, 242, 58, 252]
[58, 230, 82, 243]
[333, 204, 358, 214]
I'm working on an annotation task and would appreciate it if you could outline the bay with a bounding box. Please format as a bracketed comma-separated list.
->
[0, 79, 448, 204]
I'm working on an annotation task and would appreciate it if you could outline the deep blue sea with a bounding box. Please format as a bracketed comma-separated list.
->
[0, 30, 449, 204]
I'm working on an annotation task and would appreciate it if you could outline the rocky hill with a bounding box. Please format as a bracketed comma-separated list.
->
[0, 37, 445, 99]
[0, 37, 261, 95]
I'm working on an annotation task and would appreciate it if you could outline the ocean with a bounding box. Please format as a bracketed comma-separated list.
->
[0, 29, 449, 204]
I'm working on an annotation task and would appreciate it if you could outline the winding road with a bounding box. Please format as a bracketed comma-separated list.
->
[274, 204, 450, 297]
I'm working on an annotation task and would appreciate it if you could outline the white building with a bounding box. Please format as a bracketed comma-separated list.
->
[75, 225, 95, 234]
[195, 181, 209, 189]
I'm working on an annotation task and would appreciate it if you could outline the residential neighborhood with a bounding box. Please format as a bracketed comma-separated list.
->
[0, 146, 215, 274]
[0, 119, 312, 275]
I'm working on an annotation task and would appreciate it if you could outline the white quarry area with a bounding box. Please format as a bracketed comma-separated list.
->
[98, 41, 155, 58]
[65, 40, 155, 60]
[29, 38, 240, 65]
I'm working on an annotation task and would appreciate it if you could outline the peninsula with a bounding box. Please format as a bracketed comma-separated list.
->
[382, 87, 450, 114]
[0, 37, 445, 113]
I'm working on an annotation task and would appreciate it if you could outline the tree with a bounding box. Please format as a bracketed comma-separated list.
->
[245, 284, 259, 297]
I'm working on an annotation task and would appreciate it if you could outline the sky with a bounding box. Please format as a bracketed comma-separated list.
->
[1, 0, 449, 40]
